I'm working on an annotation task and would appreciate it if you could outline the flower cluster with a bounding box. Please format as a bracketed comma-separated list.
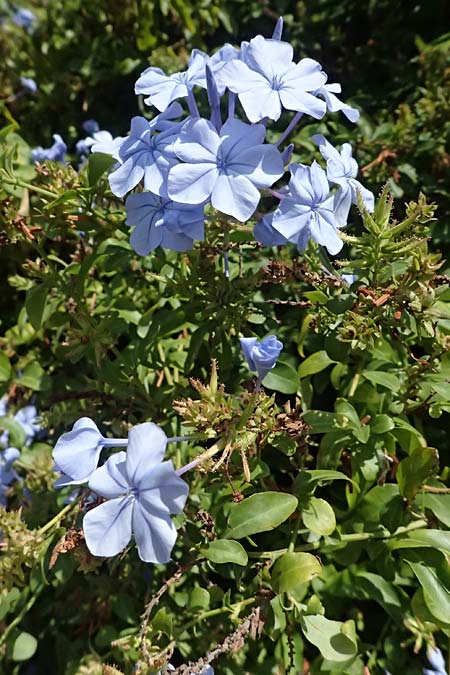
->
[89, 18, 373, 257]
[0, 398, 41, 505]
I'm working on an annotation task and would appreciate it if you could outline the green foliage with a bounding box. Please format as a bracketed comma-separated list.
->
[1, 2, 450, 674]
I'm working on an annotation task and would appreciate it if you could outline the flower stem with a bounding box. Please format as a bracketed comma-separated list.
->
[1, 173, 58, 199]
[37, 500, 77, 537]
[176, 437, 228, 476]
[187, 90, 200, 117]
[275, 111, 303, 148]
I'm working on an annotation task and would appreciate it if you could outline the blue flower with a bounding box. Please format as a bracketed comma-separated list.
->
[424, 647, 448, 675]
[83, 423, 189, 563]
[20, 76, 38, 94]
[214, 35, 326, 123]
[108, 104, 184, 198]
[82, 119, 100, 135]
[31, 134, 67, 163]
[240, 335, 283, 382]
[316, 83, 360, 122]
[53, 417, 127, 486]
[12, 7, 36, 31]
[0, 447, 20, 506]
[313, 134, 374, 226]
[271, 161, 342, 255]
[135, 50, 207, 112]
[125, 192, 204, 255]
[168, 117, 284, 221]
[89, 130, 126, 156]
[15, 405, 40, 445]
[253, 213, 288, 247]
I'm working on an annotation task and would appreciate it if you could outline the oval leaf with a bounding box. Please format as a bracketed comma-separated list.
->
[201, 539, 248, 566]
[226, 492, 298, 540]
[271, 552, 322, 594]
[12, 632, 38, 662]
[302, 497, 336, 536]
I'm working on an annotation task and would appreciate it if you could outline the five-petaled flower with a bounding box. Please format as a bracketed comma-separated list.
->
[83, 423, 189, 563]
[125, 192, 204, 254]
[240, 335, 283, 383]
[313, 134, 374, 226]
[31, 134, 67, 163]
[215, 35, 327, 122]
[168, 117, 284, 221]
[271, 161, 342, 255]
[53, 417, 127, 486]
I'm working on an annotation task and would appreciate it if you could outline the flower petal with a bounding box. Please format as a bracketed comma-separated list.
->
[52, 427, 102, 482]
[83, 497, 133, 557]
[137, 460, 189, 514]
[173, 118, 220, 163]
[88, 452, 129, 498]
[212, 173, 260, 221]
[132, 501, 178, 563]
[168, 163, 217, 204]
[126, 423, 168, 487]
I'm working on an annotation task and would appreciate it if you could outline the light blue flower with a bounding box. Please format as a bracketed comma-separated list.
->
[125, 192, 204, 255]
[313, 134, 374, 226]
[316, 83, 360, 122]
[271, 161, 342, 255]
[108, 104, 184, 198]
[135, 50, 207, 112]
[215, 35, 326, 123]
[254, 213, 288, 247]
[83, 423, 189, 563]
[53, 417, 127, 486]
[82, 119, 100, 135]
[168, 117, 284, 221]
[20, 76, 38, 94]
[0, 447, 20, 506]
[341, 273, 356, 285]
[12, 7, 36, 31]
[424, 646, 448, 675]
[89, 130, 126, 156]
[15, 405, 40, 445]
[31, 134, 67, 163]
[240, 335, 283, 383]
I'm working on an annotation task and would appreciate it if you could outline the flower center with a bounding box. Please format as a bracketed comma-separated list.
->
[271, 74, 283, 91]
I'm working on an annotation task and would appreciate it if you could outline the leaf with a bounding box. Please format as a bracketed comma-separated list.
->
[201, 539, 248, 566]
[402, 549, 450, 625]
[12, 632, 38, 661]
[226, 492, 298, 540]
[300, 469, 359, 490]
[25, 284, 48, 330]
[87, 152, 115, 186]
[353, 572, 404, 619]
[271, 552, 322, 594]
[0, 352, 11, 382]
[420, 491, 450, 528]
[397, 447, 439, 500]
[302, 410, 348, 433]
[301, 615, 357, 663]
[370, 414, 395, 434]
[299, 351, 335, 379]
[302, 497, 336, 536]
[362, 371, 401, 392]
[263, 361, 299, 394]
[390, 529, 450, 555]
[0, 416, 26, 447]
[19, 361, 45, 391]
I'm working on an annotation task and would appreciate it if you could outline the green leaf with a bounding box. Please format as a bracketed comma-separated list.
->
[302, 497, 336, 536]
[87, 152, 115, 186]
[390, 529, 450, 555]
[226, 491, 298, 540]
[299, 469, 358, 491]
[19, 361, 45, 391]
[402, 549, 450, 625]
[301, 615, 357, 663]
[12, 632, 38, 661]
[362, 371, 401, 392]
[370, 414, 395, 434]
[189, 586, 210, 610]
[397, 447, 439, 500]
[353, 572, 404, 619]
[263, 361, 299, 394]
[302, 410, 348, 433]
[25, 284, 48, 330]
[419, 491, 450, 528]
[0, 416, 26, 447]
[271, 552, 322, 594]
[0, 351, 11, 382]
[201, 539, 248, 566]
[299, 351, 335, 379]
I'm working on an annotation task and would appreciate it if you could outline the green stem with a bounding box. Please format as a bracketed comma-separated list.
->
[1, 174, 58, 199]
[37, 501, 77, 537]
[0, 585, 43, 646]
[179, 596, 256, 633]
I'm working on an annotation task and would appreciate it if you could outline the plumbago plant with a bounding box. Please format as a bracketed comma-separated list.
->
[1, 17, 450, 675]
